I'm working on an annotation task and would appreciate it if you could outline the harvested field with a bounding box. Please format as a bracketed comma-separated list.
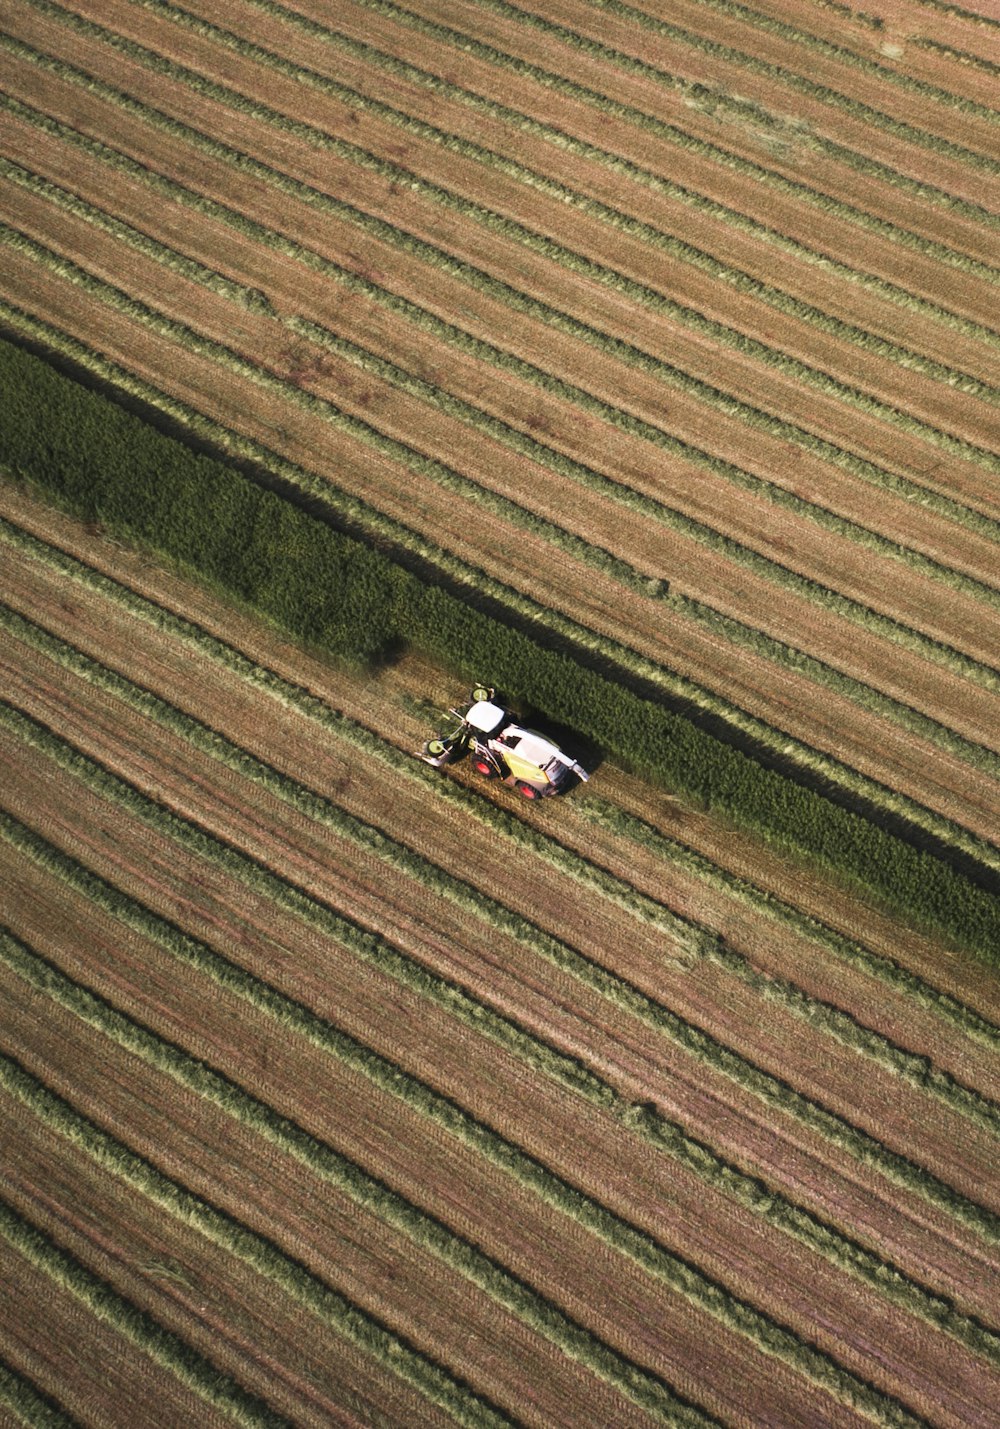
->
[1, 0, 999, 1422]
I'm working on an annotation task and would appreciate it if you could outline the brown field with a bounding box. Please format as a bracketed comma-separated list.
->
[1, 0, 999, 1423]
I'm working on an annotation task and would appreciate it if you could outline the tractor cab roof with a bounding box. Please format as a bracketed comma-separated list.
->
[465, 700, 507, 735]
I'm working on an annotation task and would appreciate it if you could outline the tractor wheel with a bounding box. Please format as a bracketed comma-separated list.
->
[516, 781, 541, 799]
[473, 759, 498, 779]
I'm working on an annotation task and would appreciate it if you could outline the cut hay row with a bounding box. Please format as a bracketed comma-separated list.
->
[7, 485, 998, 1076]
[3, 817, 994, 1429]
[541, 0, 1000, 159]
[0, 929, 692, 1429]
[421, 0, 1000, 206]
[0, 914, 907, 1429]
[4, 640, 1000, 1264]
[3, 13, 994, 574]
[3, 477, 994, 1326]
[0, 128, 994, 840]
[8, 757, 999, 1367]
[0, 1193, 281, 1429]
[0, 1055, 510, 1429]
[3, 708, 994, 1423]
[344, 0, 1000, 263]
[5, 207, 1000, 736]
[613, 0, 1000, 115]
[7, 126, 999, 657]
[717, 0, 999, 109]
[5, 25, 998, 543]
[4, 90, 998, 619]
[0, 1358, 74, 1429]
[5, 222, 1000, 868]
[337, 0, 1000, 314]
[83, 0, 1000, 458]
[4, 495, 998, 1089]
[196, 0, 1000, 382]
[21, 0, 1000, 490]
[122, 0, 1000, 380]
[3, 503, 996, 1064]
[6, 596, 1000, 1167]
[5, 602, 1000, 1360]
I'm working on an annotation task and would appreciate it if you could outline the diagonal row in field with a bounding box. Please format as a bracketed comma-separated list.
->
[0, 788, 994, 1429]
[12, 0, 1000, 506]
[344, 0, 1000, 250]
[1, 523, 1000, 1337]
[5, 476, 998, 1039]
[74, 0, 1000, 462]
[0, 703, 994, 1429]
[7, 5, 1000, 574]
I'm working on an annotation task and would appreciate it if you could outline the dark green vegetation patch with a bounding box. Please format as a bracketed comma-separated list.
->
[2, 335, 997, 959]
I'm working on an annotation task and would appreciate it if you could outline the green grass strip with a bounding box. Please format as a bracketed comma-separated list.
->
[0, 899, 938, 1426]
[3, 497, 993, 1051]
[6, 115, 1000, 792]
[3, 323, 998, 960]
[0, 1360, 77, 1429]
[4, 608, 999, 1362]
[22, 0, 1000, 478]
[353, 0, 1000, 247]
[3, 696, 999, 1264]
[0, 1195, 285, 1428]
[6, 107, 999, 604]
[0, 1053, 516, 1429]
[6, 218, 1000, 714]
[6, 592, 1000, 1153]
[0, 600, 706, 956]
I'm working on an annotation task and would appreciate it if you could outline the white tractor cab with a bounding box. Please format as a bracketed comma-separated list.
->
[419, 686, 589, 799]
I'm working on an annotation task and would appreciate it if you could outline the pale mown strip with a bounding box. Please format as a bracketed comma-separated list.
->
[237, 2, 1000, 383]
[3, 605, 1000, 1367]
[6, 116, 1000, 609]
[3, 688, 1000, 1329]
[0, 1359, 76, 1429]
[2, 500, 997, 1056]
[21, 0, 1000, 478]
[21, 694, 1000, 1300]
[0, 877, 951, 1427]
[0, 1194, 286, 1428]
[6, 120, 1000, 805]
[619, 0, 1000, 117]
[0, 921, 759, 1429]
[0, 1052, 517, 1429]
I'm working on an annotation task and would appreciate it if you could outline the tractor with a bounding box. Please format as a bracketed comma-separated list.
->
[418, 686, 589, 798]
